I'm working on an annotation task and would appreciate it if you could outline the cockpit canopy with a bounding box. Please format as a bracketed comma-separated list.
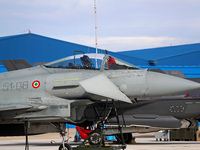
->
[44, 53, 140, 70]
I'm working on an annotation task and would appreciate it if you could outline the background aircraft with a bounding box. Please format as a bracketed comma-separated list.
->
[79, 97, 200, 144]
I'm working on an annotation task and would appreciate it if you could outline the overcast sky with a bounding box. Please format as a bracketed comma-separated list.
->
[1, 0, 200, 52]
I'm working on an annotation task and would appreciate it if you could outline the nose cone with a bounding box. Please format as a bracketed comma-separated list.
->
[146, 71, 200, 97]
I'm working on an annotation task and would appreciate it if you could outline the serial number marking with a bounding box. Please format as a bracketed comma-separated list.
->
[3, 81, 28, 91]
[50, 105, 68, 109]
[169, 105, 185, 113]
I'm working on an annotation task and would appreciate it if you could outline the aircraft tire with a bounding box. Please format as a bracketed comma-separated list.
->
[116, 133, 132, 144]
[88, 130, 102, 145]
[58, 143, 71, 150]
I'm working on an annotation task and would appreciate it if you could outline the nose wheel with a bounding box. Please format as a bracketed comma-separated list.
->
[58, 131, 72, 150]
[59, 143, 71, 150]
[52, 123, 72, 150]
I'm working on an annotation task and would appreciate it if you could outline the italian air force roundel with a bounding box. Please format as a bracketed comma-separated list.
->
[32, 80, 40, 89]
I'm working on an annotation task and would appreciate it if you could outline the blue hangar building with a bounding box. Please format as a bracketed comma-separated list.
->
[0, 33, 200, 78]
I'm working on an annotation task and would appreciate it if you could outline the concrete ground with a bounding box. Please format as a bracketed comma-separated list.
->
[0, 129, 200, 150]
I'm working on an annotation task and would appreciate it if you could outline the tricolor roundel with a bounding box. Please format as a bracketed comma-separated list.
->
[32, 80, 40, 89]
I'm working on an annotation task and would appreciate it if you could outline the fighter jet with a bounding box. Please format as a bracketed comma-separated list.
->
[0, 52, 200, 149]
[79, 97, 200, 144]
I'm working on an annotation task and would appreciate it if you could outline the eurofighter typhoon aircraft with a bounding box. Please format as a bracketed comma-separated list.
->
[0, 53, 200, 149]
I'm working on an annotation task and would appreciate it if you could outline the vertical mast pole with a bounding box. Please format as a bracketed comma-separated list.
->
[94, 0, 98, 68]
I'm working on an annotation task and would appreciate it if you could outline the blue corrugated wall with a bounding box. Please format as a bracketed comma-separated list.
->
[0, 33, 101, 66]
[1, 33, 200, 78]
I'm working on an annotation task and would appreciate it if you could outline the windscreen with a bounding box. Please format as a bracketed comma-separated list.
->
[44, 54, 105, 70]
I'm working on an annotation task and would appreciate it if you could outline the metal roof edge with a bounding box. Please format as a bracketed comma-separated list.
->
[0, 33, 101, 51]
[116, 43, 200, 54]
[0, 33, 30, 41]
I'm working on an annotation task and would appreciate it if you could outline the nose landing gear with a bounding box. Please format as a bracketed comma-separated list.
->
[53, 123, 72, 150]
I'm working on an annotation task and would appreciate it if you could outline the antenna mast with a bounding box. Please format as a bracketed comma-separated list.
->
[94, 0, 98, 68]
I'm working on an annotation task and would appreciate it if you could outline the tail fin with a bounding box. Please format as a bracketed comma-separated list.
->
[1, 59, 33, 71]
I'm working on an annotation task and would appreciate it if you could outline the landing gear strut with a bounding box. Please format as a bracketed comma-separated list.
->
[25, 121, 29, 150]
[56, 123, 71, 150]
